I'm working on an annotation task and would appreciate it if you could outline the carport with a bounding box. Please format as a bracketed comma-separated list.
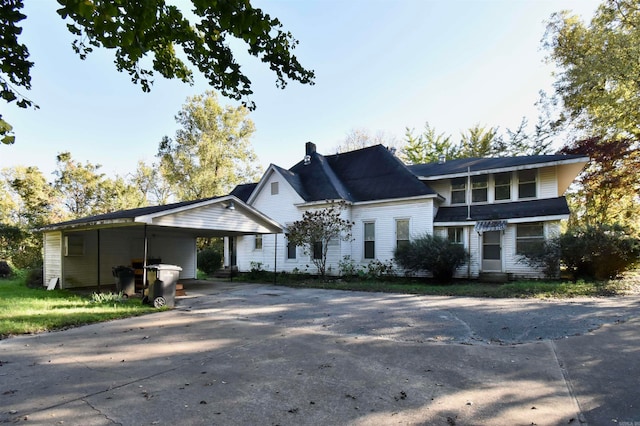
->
[39, 195, 284, 290]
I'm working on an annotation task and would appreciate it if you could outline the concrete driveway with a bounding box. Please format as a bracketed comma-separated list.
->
[1, 281, 639, 425]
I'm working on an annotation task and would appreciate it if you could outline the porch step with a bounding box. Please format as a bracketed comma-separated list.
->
[479, 272, 511, 283]
[212, 266, 238, 279]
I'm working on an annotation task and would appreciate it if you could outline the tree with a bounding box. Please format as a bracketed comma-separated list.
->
[333, 128, 398, 154]
[285, 201, 354, 279]
[158, 91, 262, 200]
[401, 122, 458, 164]
[458, 124, 499, 158]
[544, 1, 640, 139]
[490, 117, 555, 157]
[544, 1, 640, 235]
[560, 137, 640, 234]
[130, 160, 172, 205]
[1, 0, 315, 144]
[2, 166, 60, 227]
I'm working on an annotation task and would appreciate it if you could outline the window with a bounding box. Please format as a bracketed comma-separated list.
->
[270, 181, 279, 195]
[450, 177, 466, 204]
[254, 234, 262, 250]
[471, 175, 488, 202]
[64, 235, 84, 256]
[518, 170, 536, 199]
[287, 241, 296, 259]
[516, 223, 544, 254]
[448, 227, 464, 245]
[396, 219, 410, 250]
[494, 172, 511, 201]
[313, 241, 323, 260]
[364, 222, 375, 259]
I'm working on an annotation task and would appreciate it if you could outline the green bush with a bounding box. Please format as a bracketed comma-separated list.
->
[517, 238, 561, 279]
[394, 233, 468, 283]
[197, 248, 222, 275]
[0, 260, 13, 278]
[559, 224, 640, 280]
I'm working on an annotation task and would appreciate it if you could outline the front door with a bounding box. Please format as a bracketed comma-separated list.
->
[482, 231, 502, 272]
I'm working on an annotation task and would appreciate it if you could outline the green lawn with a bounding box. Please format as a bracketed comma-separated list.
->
[246, 271, 639, 299]
[0, 275, 159, 339]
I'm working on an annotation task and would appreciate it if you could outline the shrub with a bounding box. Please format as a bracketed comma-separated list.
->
[559, 224, 640, 280]
[0, 260, 13, 278]
[517, 238, 561, 279]
[365, 259, 396, 279]
[394, 233, 468, 283]
[25, 266, 44, 288]
[197, 248, 222, 275]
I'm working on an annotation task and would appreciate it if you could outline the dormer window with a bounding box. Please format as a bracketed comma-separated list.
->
[451, 177, 466, 204]
[518, 170, 537, 199]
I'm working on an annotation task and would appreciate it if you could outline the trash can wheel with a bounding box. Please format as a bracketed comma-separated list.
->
[153, 296, 166, 308]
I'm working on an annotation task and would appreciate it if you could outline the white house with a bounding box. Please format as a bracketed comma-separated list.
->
[230, 142, 589, 279]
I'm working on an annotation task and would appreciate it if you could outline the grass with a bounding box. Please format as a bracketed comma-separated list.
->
[242, 271, 639, 299]
[0, 274, 159, 339]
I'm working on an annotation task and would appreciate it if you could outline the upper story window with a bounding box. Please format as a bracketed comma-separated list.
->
[364, 222, 375, 259]
[396, 219, 410, 250]
[450, 177, 466, 204]
[494, 172, 511, 201]
[270, 181, 279, 195]
[254, 234, 263, 250]
[518, 170, 537, 199]
[471, 176, 488, 203]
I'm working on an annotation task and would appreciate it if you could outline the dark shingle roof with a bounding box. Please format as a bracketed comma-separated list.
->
[288, 144, 436, 202]
[230, 183, 257, 203]
[408, 155, 587, 178]
[434, 197, 570, 222]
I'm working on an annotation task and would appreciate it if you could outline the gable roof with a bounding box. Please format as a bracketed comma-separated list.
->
[230, 183, 258, 203]
[280, 144, 437, 203]
[408, 154, 589, 180]
[434, 197, 570, 223]
[40, 195, 284, 235]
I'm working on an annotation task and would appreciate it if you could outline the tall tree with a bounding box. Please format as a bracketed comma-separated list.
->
[130, 160, 172, 205]
[53, 152, 106, 218]
[458, 124, 499, 158]
[2, 166, 60, 227]
[158, 91, 262, 201]
[401, 122, 458, 164]
[544, 0, 640, 233]
[491, 117, 555, 157]
[544, 1, 640, 138]
[1, 0, 315, 144]
[560, 137, 640, 235]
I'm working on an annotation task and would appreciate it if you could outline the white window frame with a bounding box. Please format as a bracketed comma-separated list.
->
[363, 221, 375, 259]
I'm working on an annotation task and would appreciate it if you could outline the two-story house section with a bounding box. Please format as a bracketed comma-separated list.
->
[408, 155, 588, 279]
[231, 142, 588, 280]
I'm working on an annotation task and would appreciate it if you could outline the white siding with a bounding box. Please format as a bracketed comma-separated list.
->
[351, 199, 434, 267]
[538, 166, 558, 198]
[503, 221, 561, 279]
[237, 169, 306, 273]
[152, 205, 275, 234]
[43, 232, 62, 287]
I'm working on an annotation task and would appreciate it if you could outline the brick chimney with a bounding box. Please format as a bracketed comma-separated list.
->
[305, 141, 316, 156]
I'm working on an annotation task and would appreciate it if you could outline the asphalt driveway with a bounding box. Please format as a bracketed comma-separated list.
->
[1, 281, 639, 425]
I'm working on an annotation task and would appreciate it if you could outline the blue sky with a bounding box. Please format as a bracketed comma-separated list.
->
[1, 0, 600, 181]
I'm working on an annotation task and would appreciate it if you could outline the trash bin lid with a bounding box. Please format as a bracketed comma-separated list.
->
[145, 264, 183, 271]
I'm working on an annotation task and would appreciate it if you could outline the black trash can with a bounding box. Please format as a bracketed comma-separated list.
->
[112, 266, 135, 297]
[144, 264, 182, 308]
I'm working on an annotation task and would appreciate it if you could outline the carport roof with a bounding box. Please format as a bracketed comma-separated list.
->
[39, 195, 284, 235]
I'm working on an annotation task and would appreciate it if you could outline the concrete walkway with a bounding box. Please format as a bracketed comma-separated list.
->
[1, 281, 639, 425]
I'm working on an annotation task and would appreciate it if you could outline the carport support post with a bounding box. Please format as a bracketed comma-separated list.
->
[273, 233, 277, 285]
[97, 229, 101, 293]
[143, 224, 148, 287]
